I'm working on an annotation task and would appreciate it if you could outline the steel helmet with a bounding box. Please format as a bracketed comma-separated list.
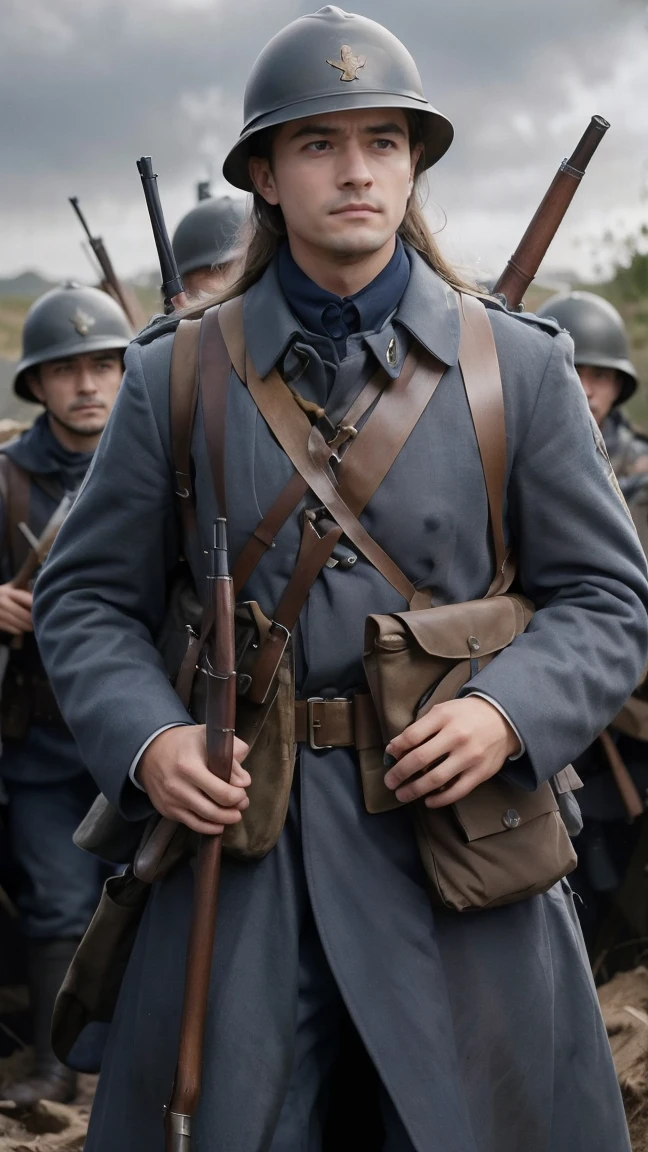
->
[537, 290, 637, 405]
[172, 195, 247, 279]
[223, 6, 454, 192]
[14, 283, 132, 403]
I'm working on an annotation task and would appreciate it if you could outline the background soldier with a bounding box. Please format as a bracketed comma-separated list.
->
[0, 282, 130, 1105]
[34, 7, 648, 1151]
[537, 290, 648, 477]
[171, 189, 247, 299]
[537, 290, 648, 957]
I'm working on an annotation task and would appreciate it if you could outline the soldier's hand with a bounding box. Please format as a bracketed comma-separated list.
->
[136, 724, 251, 834]
[0, 584, 34, 635]
[383, 696, 520, 808]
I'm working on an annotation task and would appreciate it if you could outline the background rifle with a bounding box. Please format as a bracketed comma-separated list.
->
[137, 157, 188, 312]
[493, 115, 610, 310]
[11, 494, 73, 593]
[68, 197, 146, 332]
[165, 520, 236, 1152]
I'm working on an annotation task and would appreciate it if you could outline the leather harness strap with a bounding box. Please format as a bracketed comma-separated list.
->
[458, 294, 513, 595]
[170, 287, 512, 746]
[0, 456, 33, 573]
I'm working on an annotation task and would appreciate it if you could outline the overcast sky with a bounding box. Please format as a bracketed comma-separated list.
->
[1, 0, 647, 284]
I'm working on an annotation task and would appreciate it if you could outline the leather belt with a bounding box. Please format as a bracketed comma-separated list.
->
[294, 693, 382, 751]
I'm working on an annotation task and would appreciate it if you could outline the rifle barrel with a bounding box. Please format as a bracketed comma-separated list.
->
[493, 115, 610, 310]
[137, 157, 188, 311]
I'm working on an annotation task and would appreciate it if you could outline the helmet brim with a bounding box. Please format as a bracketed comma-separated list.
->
[223, 92, 454, 192]
[572, 352, 638, 406]
[14, 336, 129, 403]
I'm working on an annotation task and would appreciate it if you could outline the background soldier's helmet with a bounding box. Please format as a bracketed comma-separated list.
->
[537, 290, 638, 405]
[172, 195, 247, 279]
[223, 5, 454, 192]
[14, 282, 132, 403]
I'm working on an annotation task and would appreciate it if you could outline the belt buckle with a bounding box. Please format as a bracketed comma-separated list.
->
[307, 697, 332, 751]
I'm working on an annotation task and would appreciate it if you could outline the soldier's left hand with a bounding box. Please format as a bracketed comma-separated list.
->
[383, 697, 521, 808]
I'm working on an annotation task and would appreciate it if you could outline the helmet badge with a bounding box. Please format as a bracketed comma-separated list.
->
[70, 308, 96, 337]
[327, 44, 366, 82]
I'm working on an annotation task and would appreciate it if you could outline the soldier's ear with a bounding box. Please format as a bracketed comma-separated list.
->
[409, 143, 424, 186]
[248, 157, 280, 206]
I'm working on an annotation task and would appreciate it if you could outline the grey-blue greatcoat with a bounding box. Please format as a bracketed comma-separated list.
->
[34, 250, 648, 1151]
[0, 417, 105, 938]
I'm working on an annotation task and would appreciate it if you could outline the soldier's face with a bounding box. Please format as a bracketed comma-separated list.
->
[249, 109, 421, 262]
[576, 364, 622, 427]
[29, 350, 123, 437]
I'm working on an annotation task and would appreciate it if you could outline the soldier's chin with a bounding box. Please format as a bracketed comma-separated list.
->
[66, 415, 107, 437]
[325, 230, 390, 258]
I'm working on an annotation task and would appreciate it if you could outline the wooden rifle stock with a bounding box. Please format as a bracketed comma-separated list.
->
[165, 519, 236, 1152]
[493, 115, 610, 311]
[68, 197, 146, 331]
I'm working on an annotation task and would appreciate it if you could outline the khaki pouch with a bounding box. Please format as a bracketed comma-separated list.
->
[363, 594, 578, 911]
[51, 869, 149, 1064]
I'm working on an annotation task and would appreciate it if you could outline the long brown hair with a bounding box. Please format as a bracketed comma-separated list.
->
[182, 115, 475, 319]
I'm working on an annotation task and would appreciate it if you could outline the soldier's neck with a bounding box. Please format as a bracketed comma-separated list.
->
[285, 234, 397, 298]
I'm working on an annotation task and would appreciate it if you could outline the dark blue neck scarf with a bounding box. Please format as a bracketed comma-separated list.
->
[277, 235, 410, 358]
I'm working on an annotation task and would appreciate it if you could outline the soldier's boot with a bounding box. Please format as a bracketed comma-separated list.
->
[4, 938, 79, 1106]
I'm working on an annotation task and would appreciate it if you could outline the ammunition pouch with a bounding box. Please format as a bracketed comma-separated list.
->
[363, 595, 580, 911]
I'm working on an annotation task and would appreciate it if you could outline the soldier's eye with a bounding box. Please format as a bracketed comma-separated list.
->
[374, 139, 396, 149]
[307, 140, 331, 152]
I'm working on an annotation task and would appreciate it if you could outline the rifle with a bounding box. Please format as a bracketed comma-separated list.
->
[164, 520, 236, 1152]
[493, 115, 610, 310]
[68, 197, 146, 332]
[136, 157, 189, 312]
[11, 494, 74, 592]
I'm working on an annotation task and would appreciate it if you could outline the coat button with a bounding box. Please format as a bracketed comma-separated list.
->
[502, 809, 521, 829]
[386, 337, 398, 367]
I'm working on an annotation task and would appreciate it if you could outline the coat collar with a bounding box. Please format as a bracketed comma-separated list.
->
[243, 243, 461, 379]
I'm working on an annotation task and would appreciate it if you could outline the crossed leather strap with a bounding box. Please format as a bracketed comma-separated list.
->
[169, 289, 514, 738]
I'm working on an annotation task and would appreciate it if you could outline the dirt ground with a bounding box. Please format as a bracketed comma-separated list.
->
[0, 1053, 95, 1152]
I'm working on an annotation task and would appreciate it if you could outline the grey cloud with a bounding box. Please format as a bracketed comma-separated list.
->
[0, 0, 646, 277]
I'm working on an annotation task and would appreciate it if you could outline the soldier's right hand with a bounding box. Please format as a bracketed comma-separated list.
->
[0, 584, 34, 635]
[136, 724, 251, 835]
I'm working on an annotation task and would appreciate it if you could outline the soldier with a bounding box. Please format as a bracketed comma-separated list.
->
[536, 292, 648, 954]
[0, 283, 130, 1105]
[34, 8, 648, 1151]
[171, 190, 246, 299]
[537, 290, 648, 478]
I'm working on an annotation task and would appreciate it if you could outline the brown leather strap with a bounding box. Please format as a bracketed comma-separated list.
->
[245, 352, 430, 609]
[170, 318, 201, 541]
[247, 517, 343, 703]
[0, 457, 32, 572]
[231, 367, 391, 594]
[329, 348, 444, 515]
[199, 306, 230, 517]
[458, 295, 513, 595]
[599, 728, 644, 821]
[218, 296, 246, 382]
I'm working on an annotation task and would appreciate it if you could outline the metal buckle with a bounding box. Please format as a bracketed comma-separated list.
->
[307, 697, 332, 751]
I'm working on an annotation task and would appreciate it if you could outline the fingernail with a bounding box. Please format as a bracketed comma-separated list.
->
[383, 753, 397, 769]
